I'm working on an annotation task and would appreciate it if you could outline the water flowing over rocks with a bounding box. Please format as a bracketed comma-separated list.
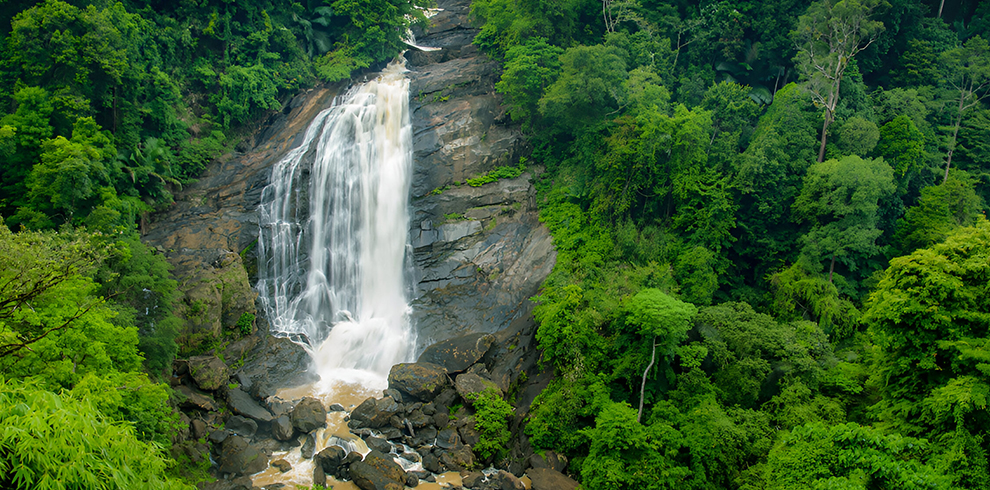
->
[145, 0, 566, 485]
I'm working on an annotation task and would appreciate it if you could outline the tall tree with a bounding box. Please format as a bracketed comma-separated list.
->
[792, 155, 895, 283]
[939, 36, 990, 182]
[791, 0, 885, 162]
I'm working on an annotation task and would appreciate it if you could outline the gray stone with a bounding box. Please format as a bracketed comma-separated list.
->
[435, 428, 460, 449]
[301, 433, 316, 459]
[454, 373, 500, 402]
[219, 435, 268, 476]
[328, 403, 346, 412]
[227, 388, 274, 422]
[418, 333, 496, 373]
[365, 436, 393, 454]
[290, 397, 327, 433]
[315, 446, 347, 477]
[187, 355, 229, 391]
[462, 471, 485, 488]
[272, 459, 292, 472]
[209, 429, 230, 444]
[497, 470, 526, 490]
[175, 385, 218, 412]
[190, 419, 208, 440]
[271, 415, 294, 441]
[226, 415, 258, 437]
[387, 362, 449, 402]
[438, 444, 474, 471]
[422, 453, 442, 473]
[351, 396, 400, 428]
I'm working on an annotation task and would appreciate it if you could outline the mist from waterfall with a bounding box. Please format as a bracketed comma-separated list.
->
[256, 61, 415, 389]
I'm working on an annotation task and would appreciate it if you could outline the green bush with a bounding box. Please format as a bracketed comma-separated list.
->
[0, 378, 192, 490]
[235, 312, 255, 336]
[468, 388, 514, 460]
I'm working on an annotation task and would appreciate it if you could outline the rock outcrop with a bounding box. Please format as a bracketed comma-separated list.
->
[404, 0, 555, 348]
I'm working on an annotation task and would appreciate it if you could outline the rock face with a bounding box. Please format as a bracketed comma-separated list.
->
[187, 355, 229, 391]
[404, 0, 555, 348]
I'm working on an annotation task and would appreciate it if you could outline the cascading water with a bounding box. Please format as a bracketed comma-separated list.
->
[256, 60, 416, 393]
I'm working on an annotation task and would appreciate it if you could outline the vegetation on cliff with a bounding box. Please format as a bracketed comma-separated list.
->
[0, 0, 428, 486]
[472, 0, 990, 487]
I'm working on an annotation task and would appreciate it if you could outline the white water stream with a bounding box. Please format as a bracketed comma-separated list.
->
[253, 61, 422, 486]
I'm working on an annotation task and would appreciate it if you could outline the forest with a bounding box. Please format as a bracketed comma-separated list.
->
[0, 0, 988, 488]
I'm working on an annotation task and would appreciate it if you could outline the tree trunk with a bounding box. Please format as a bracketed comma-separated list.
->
[938, 0, 945, 19]
[638, 338, 658, 424]
[818, 116, 830, 163]
[945, 94, 966, 183]
[828, 253, 836, 284]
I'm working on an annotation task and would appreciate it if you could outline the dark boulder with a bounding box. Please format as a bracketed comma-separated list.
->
[315, 445, 347, 477]
[438, 444, 474, 471]
[436, 428, 460, 449]
[227, 388, 274, 422]
[349, 450, 407, 490]
[219, 435, 268, 476]
[407, 426, 438, 448]
[236, 336, 317, 399]
[496, 470, 526, 490]
[527, 468, 579, 490]
[387, 362, 449, 402]
[529, 451, 568, 472]
[272, 459, 292, 472]
[175, 385, 218, 411]
[454, 373, 500, 402]
[365, 436, 393, 454]
[457, 416, 481, 447]
[351, 396, 400, 428]
[422, 452, 442, 473]
[301, 432, 316, 459]
[462, 471, 485, 488]
[290, 397, 327, 433]
[187, 355, 229, 391]
[271, 415, 294, 441]
[418, 333, 496, 373]
[226, 415, 258, 438]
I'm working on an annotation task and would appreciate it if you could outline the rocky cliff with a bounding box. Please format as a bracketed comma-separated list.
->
[143, 0, 554, 353]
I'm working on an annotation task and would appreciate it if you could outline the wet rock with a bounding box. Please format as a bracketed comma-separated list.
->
[407, 426, 438, 448]
[422, 452, 442, 473]
[458, 417, 481, 447]
[190, 419, 208, 440]
[209, 429, 230, 444]
[462, 471, 485, 488]
[387, 362, 450, 402]
[187, 355, 229, 391]
[406, 472, 420, 487]
[226, 415, 258, 438]
[418, 333, 496, 373]
[271, 415, 294, 441]
[527, 468, 579, 490]
[422, 402, 436, 416]
[435, 428, 460, 449]
[328, 403, 346, 412]
[433, 412, 450, 429]
[366, 436, 393, 454]
[438, 444, 474, 471]
[343, 451, 364, 466]
[350, 461, 405, 490]
[496, 470, 526, 490]
[383, 388, 404, 403]
[408, 409, 432, 429]
[315, 446, 346, 477]
[227, 388, 274, 422]
[301, 433, 316, 459]
[455, 373, 500, 402]
[200, 476, 257, 490]
[224, 336, 260, 367]
[175, 385, 218, 411]
[381, 427, 403, 440]
[219, 435, 268, 476]
[272, 459, 292, 472]
[401, 450, 422, 463]
[314, 464, 327, 488]
[351, 396, 400, 428]
[265, 396, 294, 417]
[237, 336, 318, 399]
[290, 397, 327, 433]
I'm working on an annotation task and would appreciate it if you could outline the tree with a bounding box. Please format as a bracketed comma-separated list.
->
[939, 36, 990, 182]
[792, 155, 896, 283]
[494, 37, 563, 130]
[875, 114, 928, 198]
[791, 0, 885, 162]
[894, 171, 984, 253]
[755, 422, 952, 489]
[539, 44, 628, 132]
[623, 288, 696, 422]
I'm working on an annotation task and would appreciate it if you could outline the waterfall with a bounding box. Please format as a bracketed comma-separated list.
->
[256, 61, 415, 388]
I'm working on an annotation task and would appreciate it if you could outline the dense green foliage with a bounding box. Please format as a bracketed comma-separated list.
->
[0, 1, 431, 486]
[471, 0, 990, 487]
